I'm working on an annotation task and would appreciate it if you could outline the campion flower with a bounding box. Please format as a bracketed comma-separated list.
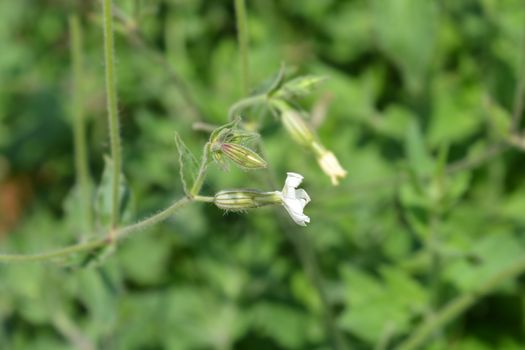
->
[280, 172, 311, 226]
[312, 142, 347, 186]
[214, 172, 311, 226]
[273, 100, 347, 186]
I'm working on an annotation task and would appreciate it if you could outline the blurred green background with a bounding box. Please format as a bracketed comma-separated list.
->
[2, 0, 525, 349]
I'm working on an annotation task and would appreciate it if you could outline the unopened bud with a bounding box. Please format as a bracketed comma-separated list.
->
[227, 129, 259, 144]
[276, 75, 326, 99]
[218, 143, 267, 169]
[281, 109, 315, 147]
[214, 190, 282, 211]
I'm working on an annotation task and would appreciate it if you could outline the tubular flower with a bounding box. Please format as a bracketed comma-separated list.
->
[273, 100, 347, 186]
[312, 142, 347, 186]
[213, 172, 311, 226]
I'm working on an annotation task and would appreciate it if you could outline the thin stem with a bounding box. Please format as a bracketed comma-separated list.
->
[192, 121, 219, 133]
[0, 197, 191, 263]
[194, 195, 215, 203]
[234, 0, 250, 95]
[102, 0, 122, 228]
[116, 197, 190, 239]
[395, 254, 525, 350]
[190, 144, 210, 196]
[0, 239, 107, 263]
[69, 15, 93, 233]
[52, 311, 95, 350]
[511, 0, 525, 132]
[228, 94, 267, 120]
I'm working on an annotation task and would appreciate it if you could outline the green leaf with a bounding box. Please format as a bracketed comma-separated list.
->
[405, 120, 433, 180]
[372, 0, 437, 93]
[444, 232, 525, 292]
[247, 301, 318, 349]
[339, 265, 428, 344]
[173, 132, 199, 195]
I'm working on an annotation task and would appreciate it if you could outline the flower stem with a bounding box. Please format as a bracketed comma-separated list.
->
[234, 0, 250, 95]
[69, 14, 93, 232]
[395, 254, 525, 350]
[190, 144, 210, 196]
[0, 197, 191, 263]
[228, 94, 267, 120]
[102, 0, 122, 228]
[193, 195, 214, 203]
[116, 197, 191, 239]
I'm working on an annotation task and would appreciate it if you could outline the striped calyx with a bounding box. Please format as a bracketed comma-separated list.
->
[214, 190, 282, 211]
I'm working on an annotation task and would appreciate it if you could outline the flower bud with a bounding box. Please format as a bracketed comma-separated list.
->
[276, 75, 326, 99]
[281, 109, 315, 147]
[219, 143, 267, 169]
[214, 190, 282, 211]
[227, 129, 259, 145]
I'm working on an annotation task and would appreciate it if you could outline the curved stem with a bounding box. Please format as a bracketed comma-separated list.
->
[395, 254, 525, 350]
[102, 0, 122, 228]
[0, 239, 107, 263]
[234, 0, 250, 95]
[116, 197, 190, 239]
[0, 197, 191, 263]
[228, 94, 267, 120]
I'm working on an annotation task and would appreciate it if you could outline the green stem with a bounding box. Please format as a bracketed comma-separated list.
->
[228, 94, 267, 120]
[116, 197, 190, 239]
[190, 144, 210, 196]
[395, 254, 525, 350]
[194, 195, 214, 203]
[0, 239, 106, 263]
[69, 15, 93, 233]
[102, 0, 122, 228]
[0, 197, 191, 263]
[234, 0, 250, 95]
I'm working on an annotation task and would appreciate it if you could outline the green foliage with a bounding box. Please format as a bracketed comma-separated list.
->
[1, 1, 525, 349]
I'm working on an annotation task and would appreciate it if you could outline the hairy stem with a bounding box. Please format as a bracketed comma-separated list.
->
[228, 94, 267, 120]
[190, 144, 210, 196]
[0, 197, 191, 263]
[102, 0, 122, 228]
[234, 0, 250, 95]
[395, 254, 525, 350]
[69, 15, 93, 233]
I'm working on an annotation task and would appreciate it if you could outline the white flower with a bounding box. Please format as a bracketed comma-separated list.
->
[316, 150, 347, 186]
[280, 172, 311, 226]
[213, 172, 311, 226]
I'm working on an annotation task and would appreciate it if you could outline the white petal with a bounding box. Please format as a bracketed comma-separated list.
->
[294, 189, 311, 205]
[284, 172, 304, 188]
[280, 172, 311, 226]
[282, 199, 311, 226]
